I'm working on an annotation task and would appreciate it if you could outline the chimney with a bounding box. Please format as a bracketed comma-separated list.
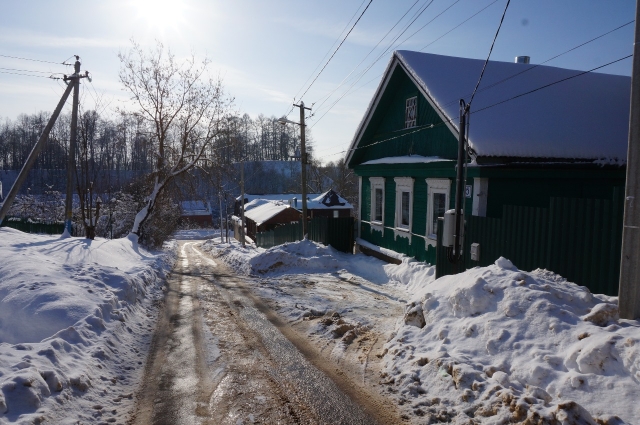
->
[515, 56, 530, 64]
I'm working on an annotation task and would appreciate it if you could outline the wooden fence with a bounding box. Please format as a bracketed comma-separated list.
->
[0, 217, 65, 235]
[436, 188, 624, 296]
[255, 217, 355, 253]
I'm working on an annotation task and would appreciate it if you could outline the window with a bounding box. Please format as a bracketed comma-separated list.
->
[405, 96, 417, 128]
[333, 210, 339, 218]
[394, 177, 414, 233]
[374, 188, 383, 221]
[369, 177, 385, 232]
[426, 178, 451, 240]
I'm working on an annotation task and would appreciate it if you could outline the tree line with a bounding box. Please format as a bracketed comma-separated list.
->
[0, 42, 356, 245]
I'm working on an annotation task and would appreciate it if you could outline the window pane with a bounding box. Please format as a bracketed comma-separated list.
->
[401, 191, 410, 226]
[375, 188, 383, 221]
[405, 97, 417, 128]
[432, 193, 446, 234]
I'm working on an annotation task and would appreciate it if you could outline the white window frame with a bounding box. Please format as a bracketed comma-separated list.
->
[394, 177, 414, 236]
[369, 177, 385, 233]
[405, 96, 417, 128]
[426, 178, 451, 244]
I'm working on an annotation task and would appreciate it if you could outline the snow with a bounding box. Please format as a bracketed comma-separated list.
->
[202, 236, 639, 424]
[395, 50, 630, 160]
[0, 228, 174, 424]
[306, 190, 353, 210]
[243, 201, 294, 226]
[360, 155, 453, 166]
[349, 51, 630, 163]
[383, 257, 638, 424]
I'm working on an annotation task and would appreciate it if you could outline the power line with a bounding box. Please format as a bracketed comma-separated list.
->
[439, 19, 635, 110]
[0, 53, 69, 66]
[418, 0, 499, 51]
[472, 54, 633, 114]
[312, 0, 496, 125]
[311, 0, 423, 111]
[321, 54, 633, 160]
[468, 0, 511, 108]
[297, 0, 373, 104]
[0, 70, 58, 79]
[290, 0, 369, 106]
[0, 67, 64, 75]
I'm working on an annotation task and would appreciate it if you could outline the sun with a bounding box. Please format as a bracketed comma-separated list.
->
[133, 0, 186, 31]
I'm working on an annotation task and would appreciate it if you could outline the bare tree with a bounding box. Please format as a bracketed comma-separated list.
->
[118, 41, 232, 240]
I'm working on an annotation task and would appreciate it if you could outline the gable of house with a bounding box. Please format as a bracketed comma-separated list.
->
[347, 61, 459, 168]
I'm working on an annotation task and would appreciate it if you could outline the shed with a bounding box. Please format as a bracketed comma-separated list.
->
[346, 50, 629, 295]
[243, 201, 302, 240]
[180, 201, 213, 227]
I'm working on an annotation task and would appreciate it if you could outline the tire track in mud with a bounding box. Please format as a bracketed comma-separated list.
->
[131, 241, 381, 425]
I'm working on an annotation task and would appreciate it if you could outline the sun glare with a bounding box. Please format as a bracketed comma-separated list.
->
[134, 0, 186, 32]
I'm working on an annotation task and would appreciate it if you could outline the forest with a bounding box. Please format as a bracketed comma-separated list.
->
[0, 110, 357, 244]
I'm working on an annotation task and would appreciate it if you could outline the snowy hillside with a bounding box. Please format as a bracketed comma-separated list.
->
[0, 228, 175, 424]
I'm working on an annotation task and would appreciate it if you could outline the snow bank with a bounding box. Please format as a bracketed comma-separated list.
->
[203, 238, 435, 290]
[383, 257, 637, 424]
[0, 228, 175, 423]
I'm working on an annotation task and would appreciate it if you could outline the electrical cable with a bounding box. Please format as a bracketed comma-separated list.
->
[296, 0, 374, 105]
[311, 0, 422, 112]
[468, 0, 511, 109]
[0, 53, 69, 66]
[290, 0, 369, 106]
[438, 19, 635, 110]
[318, 54, 633, 159]
[312, 0, 496, 126]
[0, 67, 64, 75]
[0, 70, 58, 78]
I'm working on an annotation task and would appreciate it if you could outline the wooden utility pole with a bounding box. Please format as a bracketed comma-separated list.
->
[0, 82, 74, 224]
[64, 57, 82, 236]
[295, 101, 312, 238]
[619, 0, 640, 319]
[240, 159, 246, 247]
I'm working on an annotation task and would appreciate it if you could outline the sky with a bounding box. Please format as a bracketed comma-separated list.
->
[0, 0, 635, 163]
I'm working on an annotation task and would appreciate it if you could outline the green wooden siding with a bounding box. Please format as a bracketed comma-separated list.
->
[348, 66, 459, 167]
[255, 217, 355, 253]
[435, 188, 624, 296]
[358, 162, 472, 264]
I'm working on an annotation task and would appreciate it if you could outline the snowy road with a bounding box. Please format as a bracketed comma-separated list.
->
[129, 240, 379, 424]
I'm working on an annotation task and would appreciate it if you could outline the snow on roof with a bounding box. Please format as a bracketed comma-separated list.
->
[237, 194, 319, 203]
[306, 190, 353, 210]
[360, 155, 452, 166]
[349, 51, 631, 162]
[239, 192, 352, 210]
[243, 201, 296, 226]
[397, 50, 630, 160]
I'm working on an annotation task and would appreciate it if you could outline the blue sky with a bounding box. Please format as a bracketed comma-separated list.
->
[0, 0, 635, 163]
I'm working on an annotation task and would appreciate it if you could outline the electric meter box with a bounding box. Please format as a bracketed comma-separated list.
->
[470, 243, 480, 261]
[442, 209, 456, 247]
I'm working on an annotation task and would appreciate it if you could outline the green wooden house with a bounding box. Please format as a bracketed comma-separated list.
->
[346, 51, 630, 295]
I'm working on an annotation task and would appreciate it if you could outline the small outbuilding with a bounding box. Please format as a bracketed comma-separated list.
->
[243, 201, 302, 240]
[180, 201, 213, 227]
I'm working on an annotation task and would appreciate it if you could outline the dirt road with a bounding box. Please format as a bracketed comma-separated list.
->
[129, 240, 389, 424]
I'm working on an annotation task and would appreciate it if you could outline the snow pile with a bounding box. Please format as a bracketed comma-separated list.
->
[204, 238, 435, 290]
[0, 228, 175, 423]
[383, 257, 638, 424]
